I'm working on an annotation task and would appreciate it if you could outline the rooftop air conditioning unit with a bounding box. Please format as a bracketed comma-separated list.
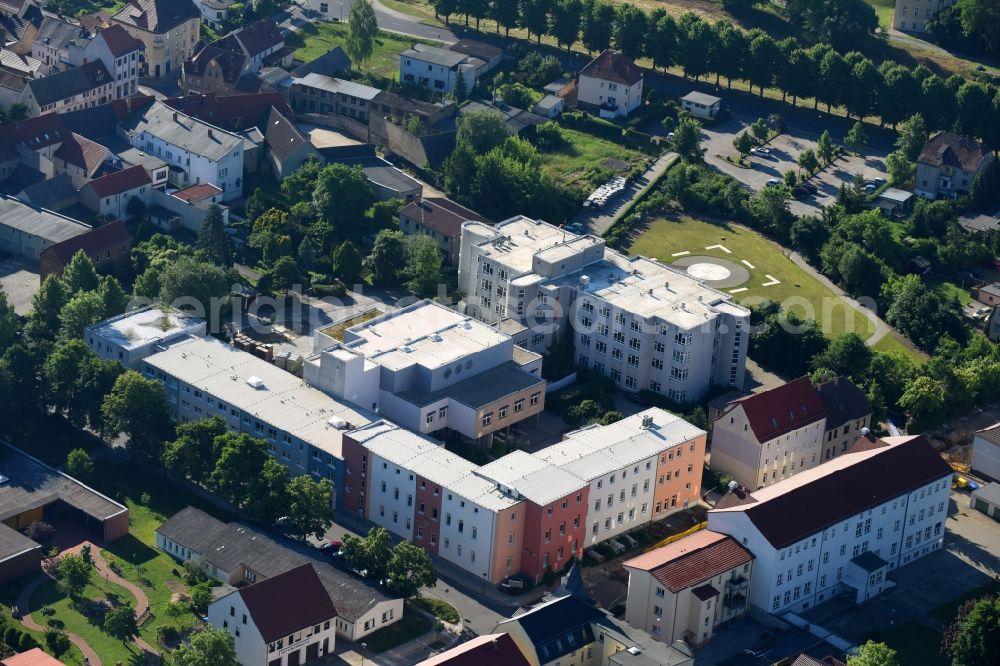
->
[641, 414, 653, 429]
[328, 416, 349, 430]
[245, 376, 265, 389]
[579, 275, 590, 288]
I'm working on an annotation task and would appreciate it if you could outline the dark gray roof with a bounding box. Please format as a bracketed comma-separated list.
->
[27, 60, 111, 107]
[112, 0, 199, 33]
[0, 443, 127, 524]
[850, 551, 887, 573]
[976, 424, 1000, 447]
[263, 106, 312, 162]
[0, 523, 41, 562]
[291, 46, 351, 78]
[399, 361, 544, 409]
[157, 506, 398, 621]
[331, 156, 420, 197]
[35, 16, 91, 52]
[0, 194, 90, 244]
[513, 596, 601, 664]
[17, 172, 77, 210]
[816, 377, 871, 430]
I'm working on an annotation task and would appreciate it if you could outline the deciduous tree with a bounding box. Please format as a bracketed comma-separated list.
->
[285, 475, 333, 541]
[386, 542, 437, 599]
[103, 605, 138, 644]
[197, 204, 231, 267]
[173, 627, 237, 666]
[102, 370, 173, 464]
[163, 417, 227, 486]
[62, 251, 100, 296]
[345, 0, 378, 66]
[56, 554, 91, 599]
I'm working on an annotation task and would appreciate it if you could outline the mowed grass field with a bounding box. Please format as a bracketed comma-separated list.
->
[872, 330, 928, 364]
[287, 23, 435, 79]
[629, 217, 876, 339]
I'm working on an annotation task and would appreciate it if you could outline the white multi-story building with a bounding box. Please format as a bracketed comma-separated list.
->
[708, 434, 952, 615]
[892, 0, 954, 33]
[535, 410, 706, 547]
[711, 376, 872, 490]
[458, 217, 749, 402]
[399, 43, 481, 95]
[207, 564, 337, 666]
[305, 299, 546, 447]
[84, 306, 205, 368]
[577, 50, 644, 119]
[120, 100, 244, 200]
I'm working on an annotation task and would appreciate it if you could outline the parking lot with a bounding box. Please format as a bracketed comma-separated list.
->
[0, 255, 39, 315]
[700, 114, 889, 217]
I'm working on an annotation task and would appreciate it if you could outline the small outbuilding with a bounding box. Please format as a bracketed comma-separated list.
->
[875, 188, 915, 216]
[681, 91, 722, 119]
[534, 94, 564, 118]
[971, 482, 1000, 521]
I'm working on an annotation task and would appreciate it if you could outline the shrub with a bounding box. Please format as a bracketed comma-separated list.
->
[44, 629, 70, 657]
[24, 521, 55, 544]
[311, 281, 347, 298]
[535, 121, 566, 151]
[3, 626, 19, 649]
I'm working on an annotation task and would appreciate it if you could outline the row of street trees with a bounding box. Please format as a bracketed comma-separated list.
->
[434, 0, 999, 146]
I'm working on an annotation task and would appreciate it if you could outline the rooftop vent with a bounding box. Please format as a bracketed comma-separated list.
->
[861, 426, 871, 436]
[245, 376, 265, 389]
[728, 480, 739, 491]
[627, 647, 641, 655]
[328, 416, 349, 429]
[579, 275, 590, 288]
[641, 414, 653, 429]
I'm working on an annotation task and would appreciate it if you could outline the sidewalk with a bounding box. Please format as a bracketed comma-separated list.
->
[17, 573, 104, 666]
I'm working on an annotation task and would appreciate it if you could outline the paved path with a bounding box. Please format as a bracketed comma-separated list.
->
[787, 251, 892, 345]
[573, 152, 679, 236]
[17, 573, 104, 666]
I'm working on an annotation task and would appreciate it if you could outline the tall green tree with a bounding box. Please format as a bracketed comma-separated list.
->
[957, 0, 1000, 54]
[386, 542, 437, 599]
[491, 0, 519, 35]
[197, 204, 232, 267]
[431, 0, 458, 23]
[550, 0, 583, 52]
[285, 475, 333, 541]
[98, 275, 128, 319]
[846, 641, 899, 666]
[340, 526, 394, 580]
[521, 0, 551, 43]
[885, 150, 914, 187]
[65, 448, 94, 480]
[0, 286, 19, 350]
[62, 251, 100, 295]
[672, 116, 704, 161]
[345, 0, 378, 66]
[55, 554, 91, 599]
[366, 230, 407, 286]
[58, 291, 106, 342]
[613, 2, 647, 60]
[895, 113, 929, 161]
[746, 30, 779, 95]
[163, 417, 227, 486]
[280, 157, 323, 202]
[797, 148, 819, 175]
[313, 164, 375, 247]
[209, 433, 269, 509]
[733, 132, 754, 159]
[102, 370, 173, 464]
[845, 121, 868, 154]
[403, 235, 444, 296]
[103, 606, 138, 644]
[246, 458, 291, 525]
[173, 627, 237, 666]
[456, 110, 511, 154]
[158, 257, 231, 317]
[332, 239, 363, 285]
[816, 130, 836, 165]
[580, 0, 615, 53]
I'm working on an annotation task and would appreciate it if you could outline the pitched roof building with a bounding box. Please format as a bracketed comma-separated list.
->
[398, 196, 493, 264]
[416, 633, 531, 666]
[111, 0, 200, 79]
[916, 132, 994, 200]
[22, 59, 113, 115]
[40, 218, 132, 279]
[708, 435, 952, 615]
[577, 50, 643, 118]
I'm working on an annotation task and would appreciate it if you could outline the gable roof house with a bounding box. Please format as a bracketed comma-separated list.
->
[207, 564, 338, 666]
[79, 164, 151, 219]
[400, 42, 482, 95]
[416, 634, 531, 666]
[111, 0, 201, 79]
[0, 0, 40, 56]
[156, 506, 403, 642]
[0, 193, 91, 258]
[39, 218, 131, 279]
[0, 69, 27, 111]
[398, 196, 493, 264]
[915, 132, 994, 200]
[291, 46, 351, 78]
[20, 59, 113, 116]
[53, 131, 110, 186]
[182, 18, 288, 96]
[30, 15, 90, 72]
[577, 49, 643, 118]
[182, 42, 250, 96]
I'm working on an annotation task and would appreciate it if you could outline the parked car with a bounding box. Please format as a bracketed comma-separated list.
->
[765, 178, 782, 187]
[318, 540, 342, 556]
[973, 307, 992, 321]
[566, 222, 584, 234]
[750, 147, 774, 159]
[867, 177, 886, 186]
[863, 183, 877, 194]
[800, 182, 818, 194]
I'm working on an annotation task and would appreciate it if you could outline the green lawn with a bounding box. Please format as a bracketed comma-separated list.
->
[865, 0, 896, 29]
[875, 621, 948, 666]
[0, 599, 87, 665]
[28, 579, 140, 666]
[362, 609, 432, 653]
[629, 217, 875, 339]
[412, 596, 459, 624]
[286, 23, 437, 80]
[539, 128, 647, 194]
[872, 331, 928, 364]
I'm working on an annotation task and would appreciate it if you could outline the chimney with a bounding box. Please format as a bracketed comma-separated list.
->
[173, 111, 178, 121]
[208, 129, 214, 140]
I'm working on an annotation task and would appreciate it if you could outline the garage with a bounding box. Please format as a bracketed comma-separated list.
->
[970, 482, 1000, 521]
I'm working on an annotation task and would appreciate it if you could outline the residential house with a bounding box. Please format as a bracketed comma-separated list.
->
[915, 132, 993, 200]
[120, 100, 244, 200]
[85, 305, 206, 368]
[31, 15, 91, 72]
[708, 434, 952, 615]
[225, 18, 290, 73]
[457, 100, 546, 140]
[710, 376, 870, 489]
[496, 591, 694, 666]
[457, 216, 749, 400]
[0, 0, 41, 56]
[416, 634, 532, 666]
[874, 188, 915, 217]
[290, 46, 351, 79]
[15, 172, 77, 211]
[181, 43, 249, 96]
[892, 0, 953, 33]
[681, 91, 722, 119]
[86, 24, 143, 99]
[156, 506, 403, 641]
[79, 164, 151, 219]
[289, 73, 380, 123]
[0, 442, 129, 582]
[183, 18, 290, 95]
[623, 530, 753, 646]
[973, 282, 1000, 307]
[398, 196, 493, 265]
[206, 564, 337, 666]
[0, 69, 26, 109]
[39, 219, 131, 279]
[149, 181, 228, 233]
[577, 50, 643, 119]
[111, 0, 201, 79]
[53, 132, 110, 187]
[400, 43, 481, 95]
[2, 648, 65, 665]
[0, 193, 89, 258]
[306, 299, 545, 446]
[258, 106, 319, 179]
[448, 39, 503, 75]
[0, 48, 42, 78]
[971, 423, 1000, 481]
[199, 0, 237, 30]
[21, 59, 113, 115]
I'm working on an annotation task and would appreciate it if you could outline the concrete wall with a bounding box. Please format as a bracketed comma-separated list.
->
[972, 435, 1000, 481]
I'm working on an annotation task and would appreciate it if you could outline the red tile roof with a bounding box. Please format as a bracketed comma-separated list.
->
[623, 530, 753, 593]
[163, 92, 291, 132]
[84, 165, 151, 198]
[1, 648, 64, 666]
[54, 132, 109, 176]
[42, 220, 131, 265]
[417, 633, 531, 666]
[0, 113, 69, 157]
[717, 436, 952, 549]
[238, 564, 337, 643]
[171, 183, 222, 202]
[98, 23, 143, 57]
[918, 132, 990, 173]
[580, 50, 643, 86]
[398, 196, 493, 238]
[733, 376, 825, 442]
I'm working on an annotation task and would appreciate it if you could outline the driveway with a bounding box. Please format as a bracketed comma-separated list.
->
[574, 152, 679, 236]
[0, 255, 39, 315]
[700, 115, 889, 217]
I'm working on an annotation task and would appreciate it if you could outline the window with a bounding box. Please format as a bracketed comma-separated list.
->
[530, 392, 540, 406]
[482, 412, 493, 427]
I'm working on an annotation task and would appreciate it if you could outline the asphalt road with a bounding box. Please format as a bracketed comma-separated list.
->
[278, 0, 457, 43]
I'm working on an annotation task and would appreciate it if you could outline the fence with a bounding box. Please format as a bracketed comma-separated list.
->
[644, 520, 708, 552]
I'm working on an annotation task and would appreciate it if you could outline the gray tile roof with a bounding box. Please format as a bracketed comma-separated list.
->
[292, 46, 351, 78]
[112, 0, 199, 33]
[122, 100, 243, 161]
[0, 194, 90, 244]
[156, 507, 398, 622]
[27, 60, 111, 107]
[35, 16, 91, 52]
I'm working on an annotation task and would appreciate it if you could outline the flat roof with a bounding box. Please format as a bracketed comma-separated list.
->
[343, 300, 511, 372]
[877, 188, 914, 203]
[0, 523, 41, 563]
[293, 73, 381, 100]
[682, 91, 722, 106]
[86, 306, 203, 350]
[0, 195, 90, 245]
[144, 336, 375, 458]
[973, 481, 1000, 507]
[0, 443, 127, 525]
[401, 43, 470, 68]
[476, 450, 585, 507]
[472, 215, 603, 274]
[536, 409, 705, 481]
